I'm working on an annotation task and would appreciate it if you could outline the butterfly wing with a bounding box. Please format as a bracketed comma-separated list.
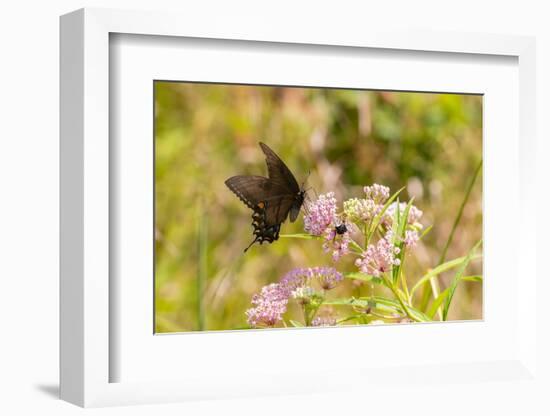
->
[259, 142, 300, 193]
[225, 175, 294, 225]
[225, 175, 275, 210]
[263, 195, 296, 225]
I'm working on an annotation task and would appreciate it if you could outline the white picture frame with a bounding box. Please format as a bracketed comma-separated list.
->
[60, 7, 538, 408]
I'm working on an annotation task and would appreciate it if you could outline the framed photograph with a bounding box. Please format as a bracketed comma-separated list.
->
[60, 8, 538, 407]
[152, 81, 483, 334]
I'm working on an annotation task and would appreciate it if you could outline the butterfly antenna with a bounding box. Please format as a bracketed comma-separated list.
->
[312, 187, 318, 199]
[304, 186, 318, 201]
[301, 170, 311, 190]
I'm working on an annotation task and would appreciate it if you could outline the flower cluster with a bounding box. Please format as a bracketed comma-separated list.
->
[404, 229, 419, 248]
[383, 201, 424, 248]
[363, 184, 390, 204]
[245, 283, 289, 327]
[246, 266, 343, 327]
[355, 231, 401, 277]
[343, 184, 390, 223]
[304, 193, 352, 261]
[279, 266, 343, 292]
[322, 224, 352, 262]
[343, 198, 379, 222]
[384, 202, 423, 228]
[303, 192, 337, 236]
[314, 266, 344, 290]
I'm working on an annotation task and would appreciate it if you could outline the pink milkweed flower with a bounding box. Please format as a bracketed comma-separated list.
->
[355, 232, 401, 277]
[363, 184, 390, 204]
[304, 192, 337, 236]
[322, 222, 352, 262]
[280, 266, 344, 291]
[246, 283, 289, 327]
[383, 202, 423, 228]
[404, 230, 420, 248]
[246, 266, 344, 327]
[343, 197, 379, 222]
[312, 266, 344, 290]
[342, 184, 389, 223]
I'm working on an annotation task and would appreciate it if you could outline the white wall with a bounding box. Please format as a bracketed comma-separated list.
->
[1, 1, 548, 414]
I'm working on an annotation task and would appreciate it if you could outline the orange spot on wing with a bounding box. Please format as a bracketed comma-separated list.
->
[257, 201, 265, 209]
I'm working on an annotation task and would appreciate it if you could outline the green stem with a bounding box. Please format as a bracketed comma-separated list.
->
[400, 269, 411, 304]
[349, 238, 364, 254]
[302, 305, 310, 326]
[197, 209, 207, 331]
[384, 275, 418, 322]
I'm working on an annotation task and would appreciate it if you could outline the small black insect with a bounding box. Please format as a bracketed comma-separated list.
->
[225, 142, 305, 252]
[335, 223, 348, 235]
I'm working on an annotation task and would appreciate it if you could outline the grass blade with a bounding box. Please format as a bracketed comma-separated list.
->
[427, 287, 450, 319]
[410, 254, 481, 296]
[439, 160, 482, 265]
[442, 239, 482, 321]
[461, 275, 483, 282]
[419, 224, 433, 240]
[429, 276, 443, 320]
[420, 160, 482, 311]
[405, 305, 432, 322]
[426, 276, 481, 320]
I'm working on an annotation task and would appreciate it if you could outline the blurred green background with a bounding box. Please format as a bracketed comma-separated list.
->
[154, 81, 482, 332]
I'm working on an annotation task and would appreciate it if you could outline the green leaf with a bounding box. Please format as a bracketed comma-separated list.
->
[367, 296, 403, 312]
[405, 305, 432, 322]
[367, 186, 405, 244]
[427, 287, 450, 319]
[344, 272, 384, 286]
[461, 275, 483, 282]
[442, 239, 483, 321]
[337, 315, 362, 324]
[418, 224, 433, 240]
[289, 320, 305, 327]
[429, 276, 443, 320]
[327, 296, 431, 322]
[427, 274, 482, 322]
[325, 296, 403, 314]
[324, 298, 369, 308]
[398, 199, 414, 240]
[279, 233, 319, 240]
[410, 253, 482, 296]
[392, 198, 415, 284]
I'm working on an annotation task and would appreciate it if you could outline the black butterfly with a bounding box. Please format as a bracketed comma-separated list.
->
[225, 142, 305, 252]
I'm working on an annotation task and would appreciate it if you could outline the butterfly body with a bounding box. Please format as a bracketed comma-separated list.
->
[225, 142, 305, 252]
